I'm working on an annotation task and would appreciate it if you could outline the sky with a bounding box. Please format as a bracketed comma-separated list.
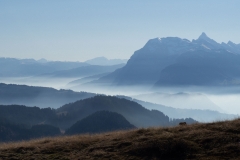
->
[0, 1, 240, 62]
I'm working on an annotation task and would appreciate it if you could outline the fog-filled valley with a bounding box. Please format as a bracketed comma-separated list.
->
[2, 1, 240, 159]
[1, 33, 240, 143]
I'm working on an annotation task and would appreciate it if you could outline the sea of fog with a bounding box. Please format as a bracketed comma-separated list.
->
[1, 77, 239, 115]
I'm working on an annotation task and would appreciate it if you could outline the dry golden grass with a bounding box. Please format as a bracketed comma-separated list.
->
[1, 119, 240, 160]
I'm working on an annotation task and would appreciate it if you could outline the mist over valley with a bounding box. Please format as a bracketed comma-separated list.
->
[1, 33, 240, 118]
[0, 31, 240, 160]
[1, 1, 240, 158]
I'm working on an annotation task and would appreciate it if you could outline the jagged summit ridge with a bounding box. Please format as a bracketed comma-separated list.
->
[197, 32, 209, 40]
[144, 33, 240, 54]
[94, 32, 240, 86]
[143, 37, 194, 55]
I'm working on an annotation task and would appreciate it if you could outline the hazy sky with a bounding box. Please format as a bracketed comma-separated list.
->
[1, 1, 240, 61]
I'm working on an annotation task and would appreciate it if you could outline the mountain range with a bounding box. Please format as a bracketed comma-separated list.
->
[85, 57, 127, 66]
[133, 99, 236, 122]
[0, 57, 125, 87]
[92, 33, 240, 87]
[0, 58, 88, 77]
[36, 64, 125, 78]
[0, 83, 95, 108]
[2, 33, 240, 88]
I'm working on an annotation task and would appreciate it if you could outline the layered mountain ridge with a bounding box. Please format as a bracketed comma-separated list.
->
[93, 33, 240, 86]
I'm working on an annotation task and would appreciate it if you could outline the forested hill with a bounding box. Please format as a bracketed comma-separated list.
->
[65, 111, 136, 135]
[57, 95, 197, 129]
[0, 96, 196, 130]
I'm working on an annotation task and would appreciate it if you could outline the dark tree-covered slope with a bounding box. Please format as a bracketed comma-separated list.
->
[57, 95, 195, 129]
[66, 111, 135, 135]
[57, 95, 170, 128]
[0, 105, 55, 126]
[0, 95, 197, 142]
[0, 117, 61, 142]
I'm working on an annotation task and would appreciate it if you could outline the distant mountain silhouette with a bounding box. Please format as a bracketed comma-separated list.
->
[0, 83, 96, 108]
[96, 37, 188, 85]
[116, 95, 236, 122]
[65, 111, 135, 135]
[133, 99, 237, 122]
[0, 57, 88, 77]
[93, 33, 240, 86]
[85, 57, 127, 66]
[37, 64, 125, 78]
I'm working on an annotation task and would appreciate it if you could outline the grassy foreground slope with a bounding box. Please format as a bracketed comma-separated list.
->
[1, 119, 240, 160]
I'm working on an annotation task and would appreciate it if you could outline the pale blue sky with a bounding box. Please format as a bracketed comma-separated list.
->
[0, 1, 240, 61]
